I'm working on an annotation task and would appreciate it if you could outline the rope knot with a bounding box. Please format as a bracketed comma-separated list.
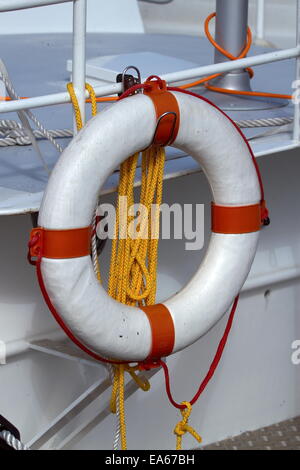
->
[174, 422, 187, 437]
[174, 401, 192, 437]
[174, 402, 202, 450]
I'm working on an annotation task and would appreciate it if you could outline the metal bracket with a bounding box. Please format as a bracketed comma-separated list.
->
[151, 111, 178, 147]
[116, 65, 142, 96]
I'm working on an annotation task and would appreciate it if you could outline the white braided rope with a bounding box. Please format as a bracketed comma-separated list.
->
[0, 125, 72, 147]
[0, 69, 63, 154]
[91, 212, 121, 450]
[0, 117, 293, 148]
[235, 117, 293, 128]
[0, 430, 29, 450]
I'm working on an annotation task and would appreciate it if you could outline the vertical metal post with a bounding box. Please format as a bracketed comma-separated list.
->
[213, 0, 251, 91]
[204, 0, 286, 110]
[256, 0, 265, 41]
[214, 0, 249, 64]
[72, 0, 86, 133]
[293, 0, 300, 143]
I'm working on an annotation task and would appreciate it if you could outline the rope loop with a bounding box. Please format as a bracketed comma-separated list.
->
[205, 12, 254, 79]
[146, 75, 165, 89]
[66, 82, 98, 131]
[178, 11, 291, 99]
[174, 402, 202, 450]
[124, 365, 151, 392]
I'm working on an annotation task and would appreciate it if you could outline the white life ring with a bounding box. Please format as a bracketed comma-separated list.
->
[30, 80, 265, 363]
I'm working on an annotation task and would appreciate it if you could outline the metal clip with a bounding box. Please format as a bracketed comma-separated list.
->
[151, 111, 178, 147]
[116, 65, 142, 96]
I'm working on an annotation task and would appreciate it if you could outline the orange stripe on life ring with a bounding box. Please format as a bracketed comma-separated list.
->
[29, 226, 92, 259]
[141, 303, 175, 361]
[212, 202, 262, 234]
[144, 77, 180, 146]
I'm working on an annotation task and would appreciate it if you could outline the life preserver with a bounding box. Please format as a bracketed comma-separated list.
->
[29, 78, 266, 363]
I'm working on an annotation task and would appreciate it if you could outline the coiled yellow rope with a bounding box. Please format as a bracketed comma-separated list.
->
[108, 147, 165, 306]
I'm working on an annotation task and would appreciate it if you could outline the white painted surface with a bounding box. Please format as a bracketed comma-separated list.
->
[0, 0, 296, 44]
[140, 0, 298, 48]
[0, 0, 144, 34]
[67, 51, 199, 87]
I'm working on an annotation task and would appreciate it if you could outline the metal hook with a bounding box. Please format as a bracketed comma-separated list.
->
[150, 111, 178, 147]
[116, 65, 142, 96]
[121, 65, 141, 86]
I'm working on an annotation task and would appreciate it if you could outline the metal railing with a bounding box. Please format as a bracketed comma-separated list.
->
[0, 0, 73, 11]
[0, 0, 299, 140]
[256, 0, 265, 41]
[0, 0, 86, 133]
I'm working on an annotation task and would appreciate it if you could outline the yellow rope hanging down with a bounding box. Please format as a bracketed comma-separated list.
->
[108, 146, 165, 450]
[67, 82, 103, 281]
[174, 402, 202, 450]
[67, 82, 97, 130]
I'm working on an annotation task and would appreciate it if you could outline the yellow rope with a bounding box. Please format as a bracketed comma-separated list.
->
[118, 364, 127, 451]
[108, 146, 165, 307]
[124, 365, 150, 392]
[67, 82, 102, 286]
[174, 402, 202, 450]
[110, 366, 119, 415]
[67, 82, 98, 131]
[109, 365, 150, 416]
[108, 146, 165, 449]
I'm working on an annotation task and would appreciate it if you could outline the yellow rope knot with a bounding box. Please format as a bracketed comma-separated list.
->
[174, 402, 202, 450]
[124, 365, 151, 392]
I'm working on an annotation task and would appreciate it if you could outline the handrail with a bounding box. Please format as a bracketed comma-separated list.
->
[0, 0, 299, 141]
[0, 0, 87, 133]
[0, 0, 73, 11]
[256, 0, 265, 40]
[0, 45, 299, 113]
